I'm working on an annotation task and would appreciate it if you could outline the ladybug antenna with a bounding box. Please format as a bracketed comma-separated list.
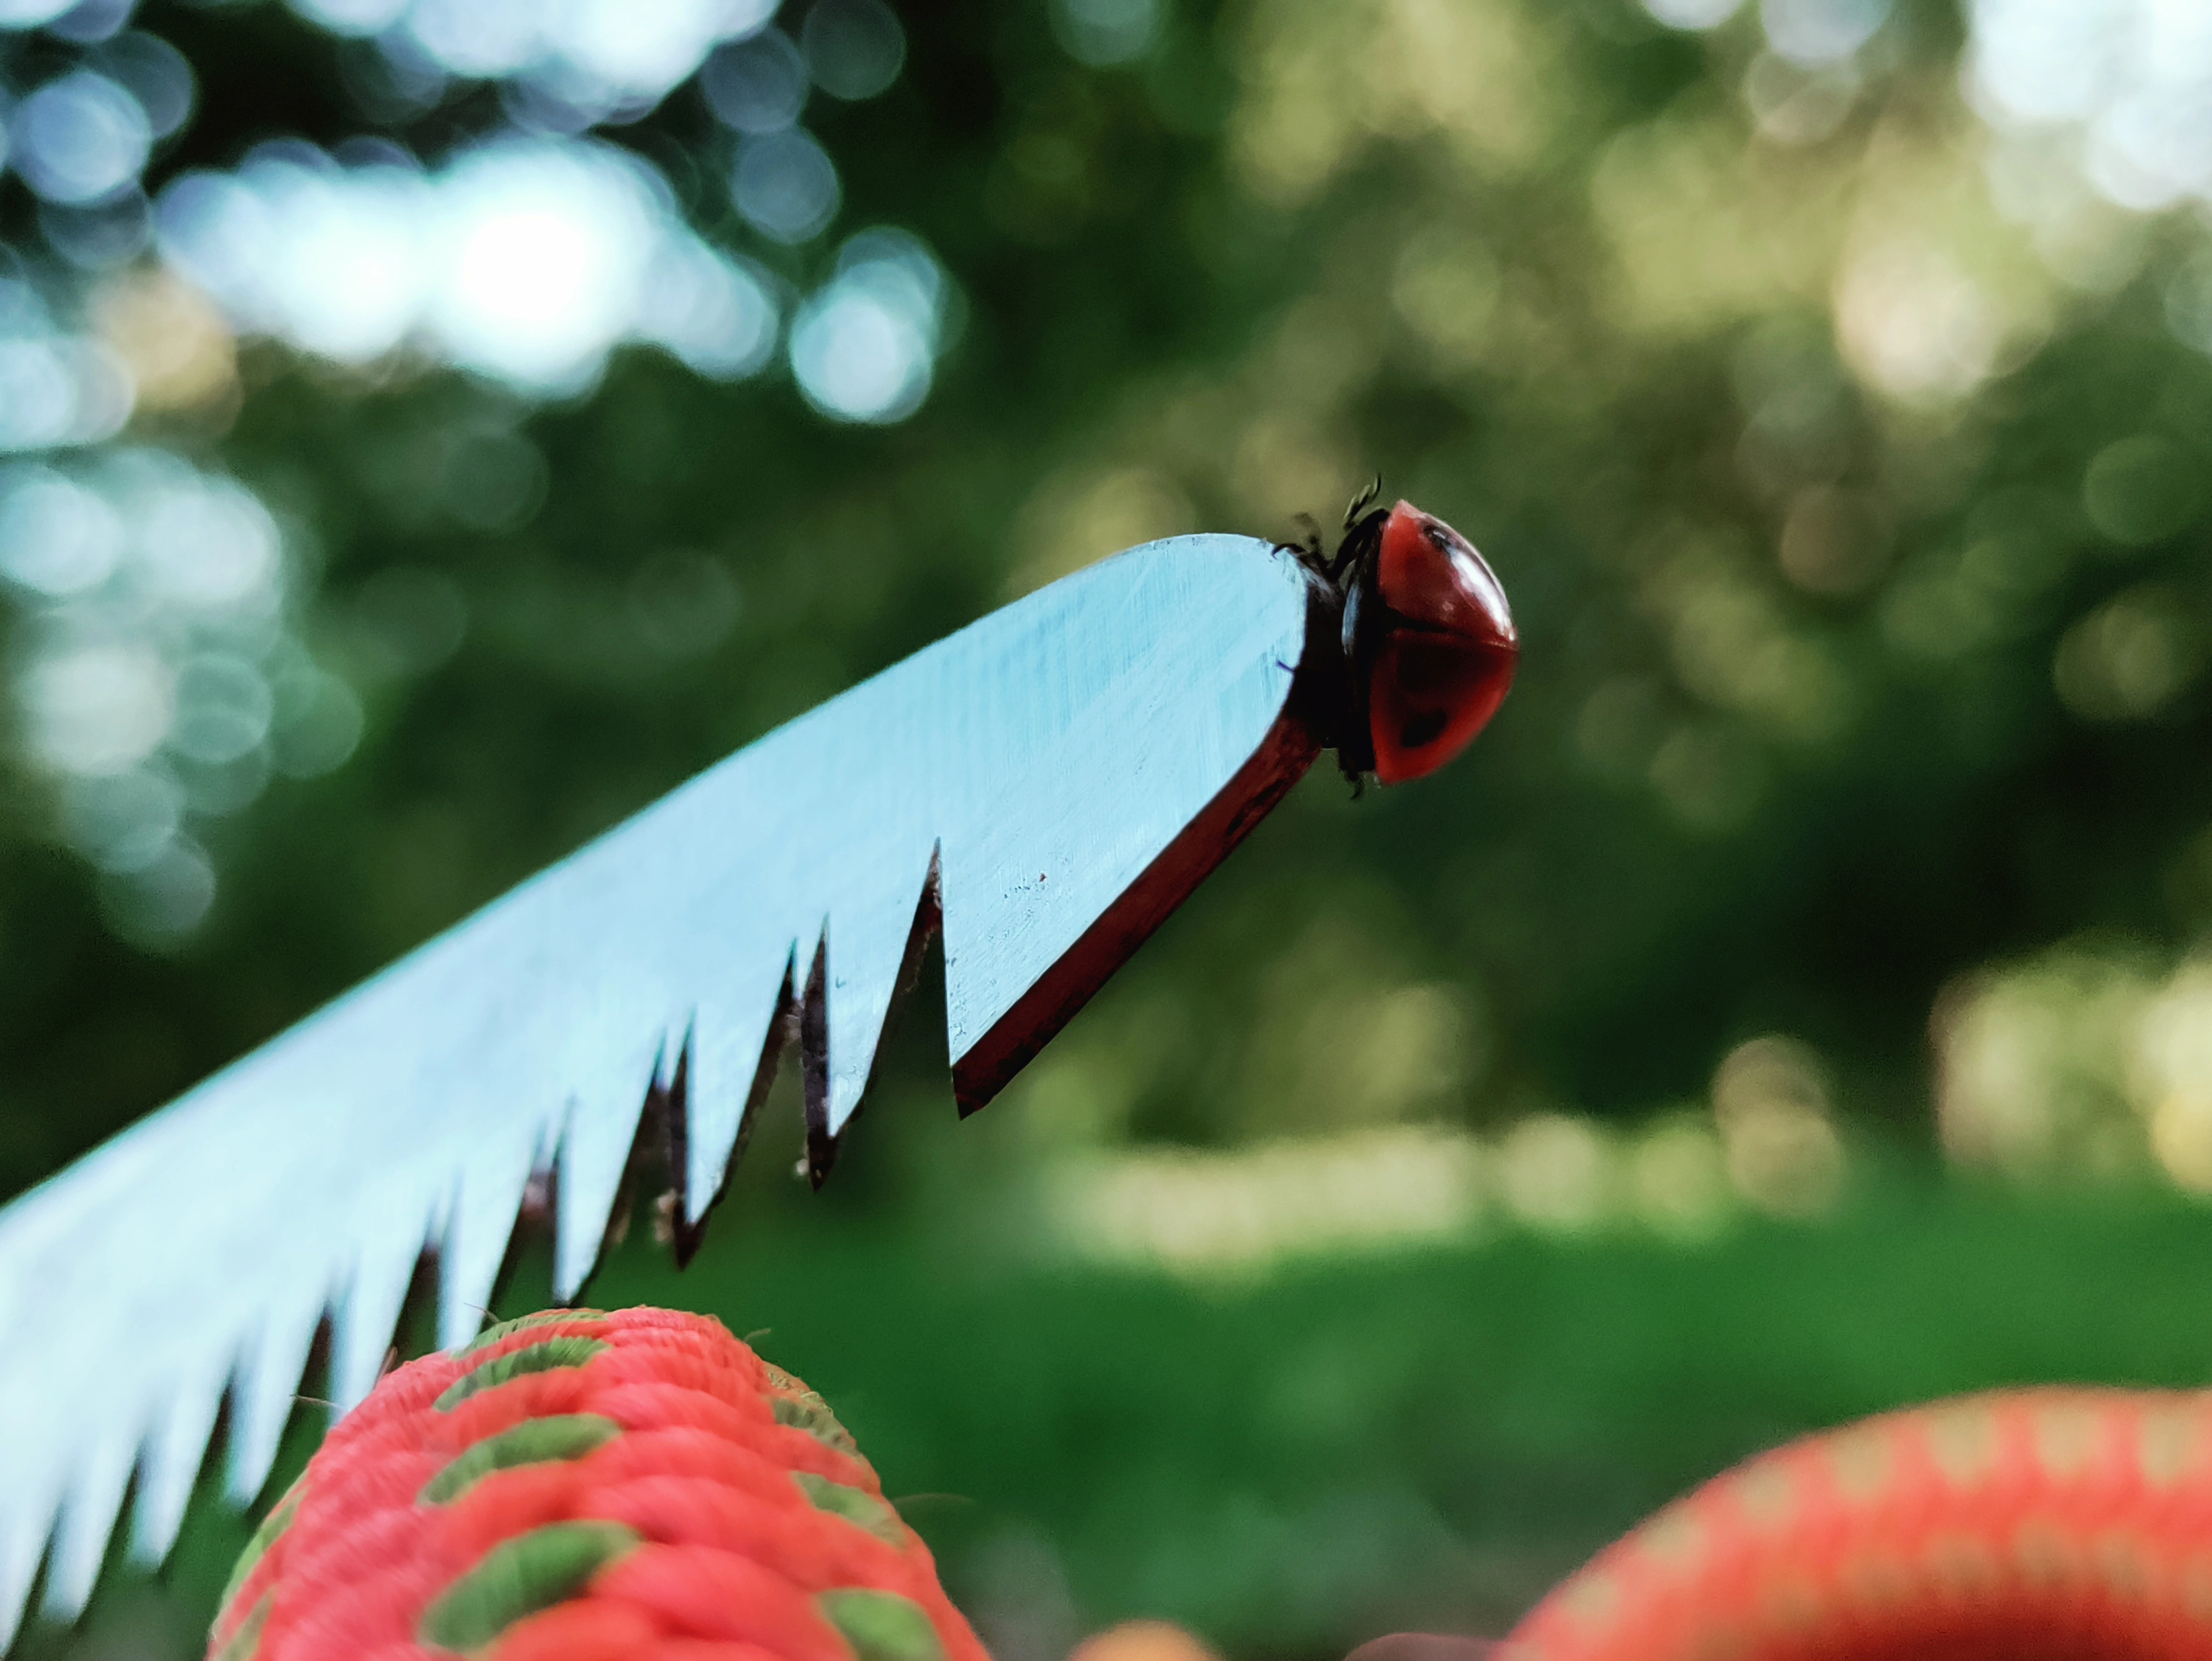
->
[1344, 476, 1383, 530]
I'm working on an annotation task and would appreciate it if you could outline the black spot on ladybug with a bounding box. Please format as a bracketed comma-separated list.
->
[1423, 522, 1454, 554]
[1399, 709, 1447, 750]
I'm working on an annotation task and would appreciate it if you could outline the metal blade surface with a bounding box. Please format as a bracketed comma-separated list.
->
[0, 533, 1323, 1641]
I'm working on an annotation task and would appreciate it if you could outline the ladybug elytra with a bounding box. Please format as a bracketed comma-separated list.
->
[1294, 485, 1518, 785]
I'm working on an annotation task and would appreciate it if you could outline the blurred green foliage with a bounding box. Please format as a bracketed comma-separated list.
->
[10, 0, 2212, 1193]
[8, 0, 2212, 1653]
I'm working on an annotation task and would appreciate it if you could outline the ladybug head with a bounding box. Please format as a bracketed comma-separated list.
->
[1312, 495, 1518, 786]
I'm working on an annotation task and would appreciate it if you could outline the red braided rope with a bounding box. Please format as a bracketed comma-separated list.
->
[208, 1307, 992, 1661]
[1500, 1387, 2212, 1661]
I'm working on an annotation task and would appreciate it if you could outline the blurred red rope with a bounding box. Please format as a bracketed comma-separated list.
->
[1500, 1386, 2212, 1661]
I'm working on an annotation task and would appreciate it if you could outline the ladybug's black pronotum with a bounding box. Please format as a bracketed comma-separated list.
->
[1295, 486, 1518, 785]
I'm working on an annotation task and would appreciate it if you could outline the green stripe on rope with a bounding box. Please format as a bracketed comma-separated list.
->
[214, 1477, 304, 1624]
[435, 1337, 609, 1410]
[460, 1309, 606, 1357]
[210, 1593, 272, 1661]
[793, 1472, 906, 1547]
[819, 1589, 949, 1661]
[420, 1413, 623, 1505]
[772, 1391, 861, 1458]
[417, 1520, 641, 1653]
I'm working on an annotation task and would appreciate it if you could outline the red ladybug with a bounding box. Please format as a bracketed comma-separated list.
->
[1298, 486, 1518, 785]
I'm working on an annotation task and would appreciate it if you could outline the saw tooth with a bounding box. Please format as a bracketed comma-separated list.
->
[0, 1485, 58, 1652]
[225, 1289, 326, 1507]
[676, 956, 796, 1246]
[799, 936, 830, 1183]
[435, 1125, 547, 1351]
[40, 1422, 136, 1620]
[551, 1024, 666, 1303]
[128, 1351, 228, 1565]
[805, 847, 942, 1183]
[330, 1216, 433, 1415]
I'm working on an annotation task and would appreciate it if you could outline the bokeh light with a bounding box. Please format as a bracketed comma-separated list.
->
[41, 188, 153, 270]
[1937, 948, 2158, 1181]
[1050, 0, 1163, 67]
[1968, 0, 2212, 216]
[798, 0, 904, 101]
[288, 0, 780, 126]
[1710, 1037, 1847, 1219]
[9, 71, 150, 206]
[1051, 1083, 1812, 1277]
[45, 0, 135, 40]
[91, 266, 236, 413]
[1, 449, 364, 944]
[0, 278, 133, 452]
[1643, 0, 1744, 29]
[787, 226, 949, 423]
[92, 32, 194, 138]
[17, 639, 171, 775]
[157, 138, 777, 392]
[0, 0, 80, 30]
[701, 28, 809, 131]
[1760, 0, 1892, 66]
[1057, 1126, 1485, 1277]
[730, 126, 840, 244]
[1932, 943, 2212, 1196]
[0, 0, 935, 950]
[285, 0, 408, 34]
[0, 465, 122, 596]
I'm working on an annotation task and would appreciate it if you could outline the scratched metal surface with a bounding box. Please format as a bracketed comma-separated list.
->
[0, 534, 1315, 1643]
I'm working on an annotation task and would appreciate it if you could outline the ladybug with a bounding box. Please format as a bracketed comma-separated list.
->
[1294, 483, 1518, 785]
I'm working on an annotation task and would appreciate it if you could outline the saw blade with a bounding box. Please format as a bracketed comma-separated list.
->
[0, 533, 1328, 1642]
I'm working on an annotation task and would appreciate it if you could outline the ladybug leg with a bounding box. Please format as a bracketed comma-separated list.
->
[1342, 476, 1382, 531]
[1327, 503, 1387, 587]
[1279, 513, 1331, 582]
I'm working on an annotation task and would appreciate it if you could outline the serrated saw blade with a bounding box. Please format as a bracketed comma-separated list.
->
[0, 533, 1330, 1641]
